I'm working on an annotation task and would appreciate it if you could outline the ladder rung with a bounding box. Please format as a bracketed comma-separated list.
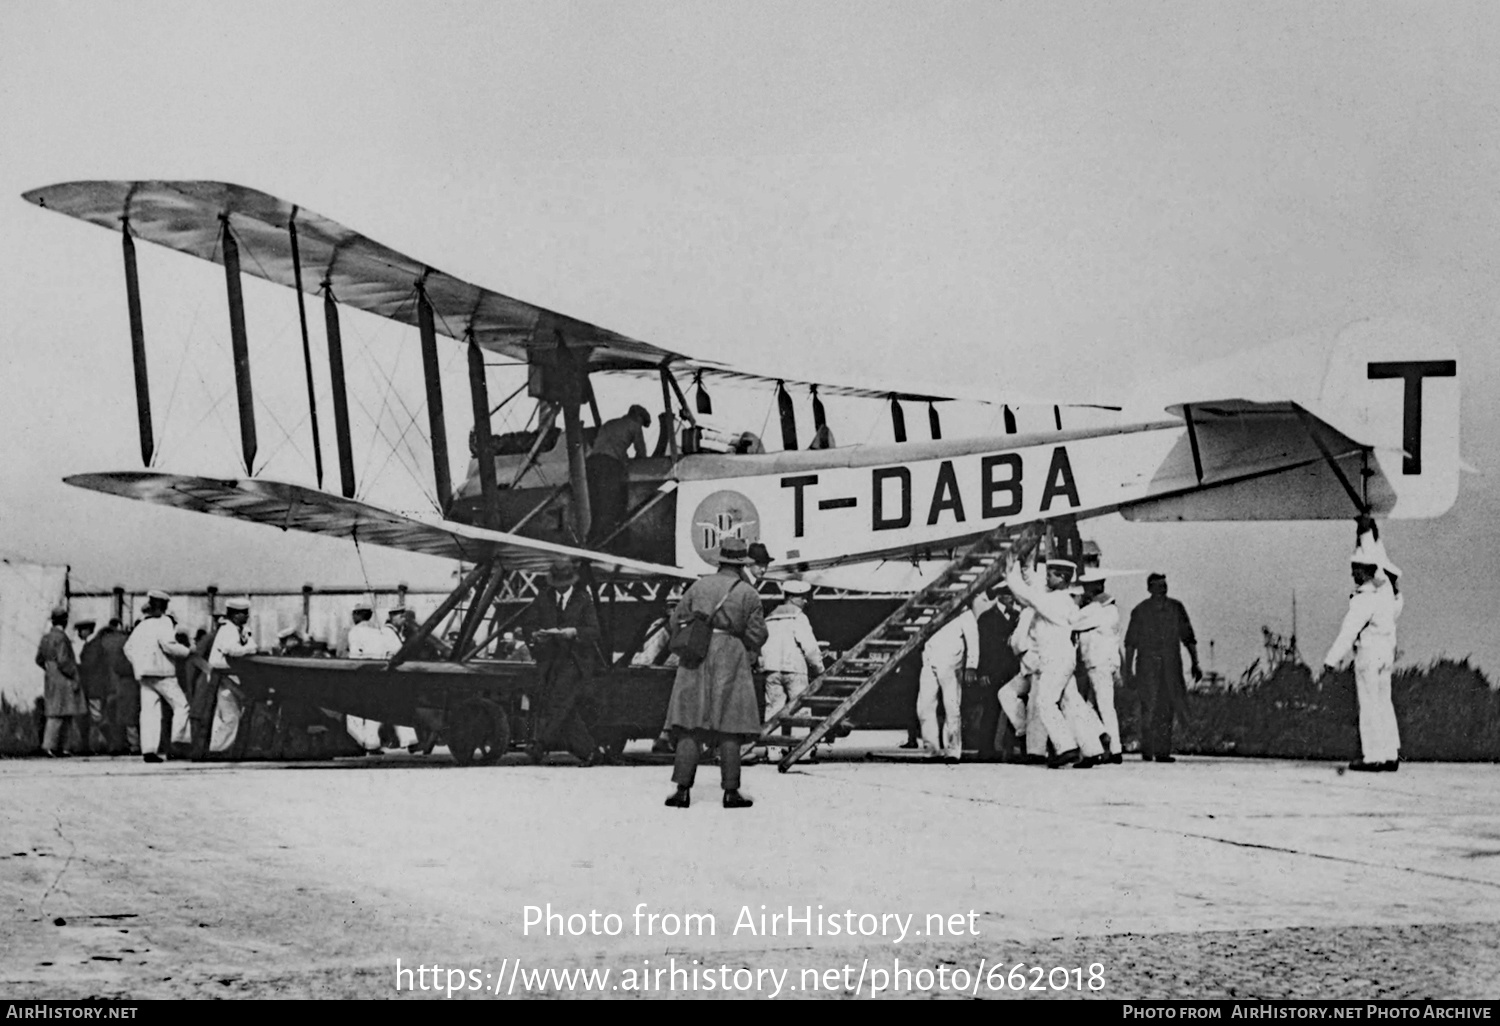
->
[818, 675, 866, 684]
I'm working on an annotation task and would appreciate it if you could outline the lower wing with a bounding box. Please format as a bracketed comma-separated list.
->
[65, 472, 696, 580]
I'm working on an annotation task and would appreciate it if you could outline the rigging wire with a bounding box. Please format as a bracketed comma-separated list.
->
[349, 388, 437, 510]
[362, 348, 438, 502]
[152, 295, 208, 466]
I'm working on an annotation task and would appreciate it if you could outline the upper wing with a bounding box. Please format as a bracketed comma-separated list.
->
[21, 179, 1001, 403]
[65, 471, 696, 579]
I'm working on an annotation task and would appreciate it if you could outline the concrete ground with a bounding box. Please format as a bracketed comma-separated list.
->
[3, 737, 1500, 999]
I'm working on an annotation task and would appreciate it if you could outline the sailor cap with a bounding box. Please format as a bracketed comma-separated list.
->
[1045, 559, 1077, 580]
[352, 599, 373, 614]
[225, 597, 251, 612]
[147, 589, 171, 602]
[781, 579, 812, 596]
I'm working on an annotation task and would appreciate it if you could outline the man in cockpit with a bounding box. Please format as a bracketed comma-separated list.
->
[588, 404, 652, 544]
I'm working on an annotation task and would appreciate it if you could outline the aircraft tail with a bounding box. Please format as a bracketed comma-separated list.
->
[1309, 319, 1459, 520]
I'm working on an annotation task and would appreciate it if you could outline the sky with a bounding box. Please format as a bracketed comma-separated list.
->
[1, 0, 1496, 679]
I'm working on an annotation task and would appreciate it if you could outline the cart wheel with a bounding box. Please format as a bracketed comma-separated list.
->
[448, 700, 510, 767]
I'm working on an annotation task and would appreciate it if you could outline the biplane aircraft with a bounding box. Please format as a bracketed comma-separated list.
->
[22, 181, 1461, 770]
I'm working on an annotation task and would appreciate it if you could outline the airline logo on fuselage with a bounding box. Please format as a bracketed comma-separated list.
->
[690, 489, 762, 563]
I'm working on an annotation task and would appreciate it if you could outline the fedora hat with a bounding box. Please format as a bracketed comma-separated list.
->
[717, 538, 753, 565]
[547, 559, 579, 587]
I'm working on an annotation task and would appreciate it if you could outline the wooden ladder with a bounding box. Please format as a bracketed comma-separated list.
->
[760, 522, 1041, 772]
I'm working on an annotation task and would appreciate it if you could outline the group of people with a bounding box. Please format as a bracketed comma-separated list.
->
[915, 558, 1201, 769]
[917, 516, 1409, 775]
[32, 591, 432, 762]
[35, 589, 259, 761]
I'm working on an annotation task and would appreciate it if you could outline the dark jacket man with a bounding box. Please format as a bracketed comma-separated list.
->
[525, 560, 602, 763]
[1123, 573, 1201, 762]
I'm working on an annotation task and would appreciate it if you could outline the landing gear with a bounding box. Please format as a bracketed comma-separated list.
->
[447, 699, 510, 766]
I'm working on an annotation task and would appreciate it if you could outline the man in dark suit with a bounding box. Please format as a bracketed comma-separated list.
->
[525, 559, 602, 765]
[1123, 572, 1202, 763]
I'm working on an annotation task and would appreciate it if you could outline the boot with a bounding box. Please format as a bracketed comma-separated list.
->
[664, 787, 691, 808]
[1047, 747, 1080, 769]
[723, 790, 754, 809]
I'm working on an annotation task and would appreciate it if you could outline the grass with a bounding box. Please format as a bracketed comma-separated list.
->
[1137, 657, 1500, 762]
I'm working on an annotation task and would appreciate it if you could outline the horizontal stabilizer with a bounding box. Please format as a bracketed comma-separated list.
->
[65, 472, 695, 579]
[1129, 319, 1459, 520]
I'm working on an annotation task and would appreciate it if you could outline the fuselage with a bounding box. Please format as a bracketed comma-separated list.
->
[450, 418, 1218, 573]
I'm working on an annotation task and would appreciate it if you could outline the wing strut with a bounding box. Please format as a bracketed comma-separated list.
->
[287, 211, 325, 490]
[219, 218, 258, 475]
[416, 286, 452, 514]
[321, 286, 358, 498]
[120, 222, 153, 467]
[466, 332, 501, 529]
[388, 559, 492, 670]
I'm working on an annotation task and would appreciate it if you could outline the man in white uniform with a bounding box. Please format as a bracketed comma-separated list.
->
[1074, 570, 1125, 764]
[997, 603, 1041, 761]
[1005, 558, 1100, 768]
[917, 594, 989, 761]
[1321, 528, 1403, 772]
[344, 600, 393, 753]
[756, 580, 825, 751]
[204, 597, 257, 755]
[122, 590, 193, 763]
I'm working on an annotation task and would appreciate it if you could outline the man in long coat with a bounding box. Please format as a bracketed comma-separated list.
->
[35, 606, 85, 756]
[99, 620, 139, 754]
[1123, 572, 1201, 763]
[525, 559, 602, 765]
[663, 538, 768, 809]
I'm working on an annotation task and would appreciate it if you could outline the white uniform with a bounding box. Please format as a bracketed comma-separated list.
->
[1323, 579, 1400, 764]
[122, 614, 192, 753]
[344, 620, 398, 751]
[208, 621, 256, 753]
[1074, 595, 1124, 755]
[918, 608, 978, 758]
[760, 602, 824, 727]
[998, 607, 1039, 749]
[1005, 565, 1091, 758]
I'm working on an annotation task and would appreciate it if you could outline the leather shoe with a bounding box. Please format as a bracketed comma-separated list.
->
[1073, 755, 1099, 769]
[1377, 760, 1400, 772]
[1153, 755, 1177, 763]
[1048, 748, 1080, 769]
[1348, 759, 1381, 773]
[664, 788, 690, 808]
[1107, 753, 1124, 765]
[142, 753, 164, 764]
[723, 790, 754, 809]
